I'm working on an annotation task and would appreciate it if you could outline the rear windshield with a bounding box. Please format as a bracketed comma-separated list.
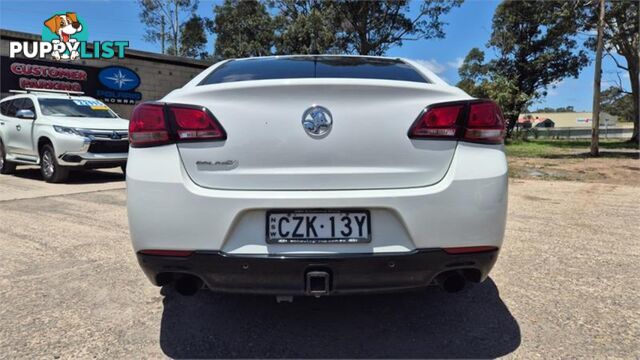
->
[199, 57, 429, 85]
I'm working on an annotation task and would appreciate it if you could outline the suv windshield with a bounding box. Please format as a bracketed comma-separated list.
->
[39, 98, 118, 118]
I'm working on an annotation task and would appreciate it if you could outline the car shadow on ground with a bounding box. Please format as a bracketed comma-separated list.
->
[158, 278, 520, 359]
[11, 167, 124, 184]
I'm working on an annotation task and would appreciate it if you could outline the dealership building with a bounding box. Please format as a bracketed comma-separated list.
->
[0, 29, 211, 119]
[518, 111, 621, 128]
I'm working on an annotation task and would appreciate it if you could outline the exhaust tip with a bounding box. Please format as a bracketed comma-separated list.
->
[174, 275, 203, 296]
[438, 271, 467, 293]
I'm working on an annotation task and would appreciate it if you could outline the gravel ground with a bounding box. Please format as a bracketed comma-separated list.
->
[508, 150, 639, 185]
[0, 168, 638, 358]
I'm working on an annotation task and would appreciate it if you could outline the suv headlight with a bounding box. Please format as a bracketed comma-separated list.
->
[53, 126, 83, 136]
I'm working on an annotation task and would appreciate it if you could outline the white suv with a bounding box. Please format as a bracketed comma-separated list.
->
[0, 90, 129, 182]
[128, 56, 508, 297]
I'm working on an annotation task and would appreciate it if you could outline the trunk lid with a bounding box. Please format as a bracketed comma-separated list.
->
[168, 79, 470, 190]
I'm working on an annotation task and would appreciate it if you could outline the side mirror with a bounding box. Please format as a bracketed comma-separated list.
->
[16, 109, 36, 120]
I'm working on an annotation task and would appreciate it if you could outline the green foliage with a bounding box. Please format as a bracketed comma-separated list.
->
[601, 86, 635, 122]
[142, 0, 463, 59]
[505, 139, 637, 158]
[458, 1, 589, 135]
[505, 139, 562, 158]
[456, 48, 530, 123]
[273, 1, 339, 54]
[483, 76, 530, 123]
[211, 0, 275, 59]
[212, 0, 462, 58]
[532, 106, 576, 113]
[180, 15, 209, 59]
[583, 0, 639, 60]
[457, 48, 487, 89]
[582, 0, 638, 141]
[331, 0, 463, 55]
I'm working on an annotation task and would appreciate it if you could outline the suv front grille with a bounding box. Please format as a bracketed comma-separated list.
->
[88, 140, 130, 154]
[77, 129, 129, 140]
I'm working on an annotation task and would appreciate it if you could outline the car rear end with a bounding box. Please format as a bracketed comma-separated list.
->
[126, 56, 508, 296]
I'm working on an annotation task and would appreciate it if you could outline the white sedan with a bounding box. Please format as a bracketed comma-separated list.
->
[126, 55, 508, 298]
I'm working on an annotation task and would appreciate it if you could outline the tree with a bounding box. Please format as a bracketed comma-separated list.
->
[138, 0, 199, 56]
[458, 1, 590, 135]
[601, 86, 635, 122]
[457, 48, 530, 124]
[535, 107, 552, 113]
[583, 0, 639, 144]
[555, 106, 575, 113]
[211, 0, 275, 59]
[590, 0, 605, 156]
[180, 15, 209, 59]
[272, 0, 339, 54]
[457, 47, 490, 97]
[332, 0, 463, 55]
[212, 0, 461, 57]
[530, 106, 576, 113]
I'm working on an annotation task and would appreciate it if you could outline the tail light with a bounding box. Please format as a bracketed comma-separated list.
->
[129, 103, 227, 147]
[129, 104, 169, 146]
[409, 104, 464, 138]
[465, 101, 506, 143]
[408, 100, 505, 144]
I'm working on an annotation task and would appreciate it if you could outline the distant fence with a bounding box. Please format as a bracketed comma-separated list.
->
[519, 127, 633, 139]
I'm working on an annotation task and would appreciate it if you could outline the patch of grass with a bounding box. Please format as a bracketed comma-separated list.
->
[530, 139, 638, 149]
[505, 140, 560, 158]
[505, 139, 638, 158]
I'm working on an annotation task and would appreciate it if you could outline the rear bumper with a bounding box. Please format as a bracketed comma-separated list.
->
[137, 248, 499, 295]
[127, 143, 508, 255]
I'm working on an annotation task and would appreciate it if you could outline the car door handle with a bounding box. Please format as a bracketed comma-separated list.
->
[16, 124, 21, 131]
[0, 121, 4, 126]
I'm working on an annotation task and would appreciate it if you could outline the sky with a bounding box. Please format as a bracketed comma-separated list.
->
[0, 0, 632, 112]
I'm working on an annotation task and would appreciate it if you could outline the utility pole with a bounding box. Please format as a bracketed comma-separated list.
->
[174, 0, 180, 56]
[161, 15, 165, 54]
[590, 0, 606, 157]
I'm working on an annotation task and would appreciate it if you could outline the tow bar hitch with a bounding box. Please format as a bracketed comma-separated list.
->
[306, 270, 331, 297]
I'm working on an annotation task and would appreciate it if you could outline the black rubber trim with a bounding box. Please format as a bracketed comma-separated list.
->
[136, 248, 499, 296]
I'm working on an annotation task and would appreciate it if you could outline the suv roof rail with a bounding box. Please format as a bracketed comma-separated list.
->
[9, 88, 85, 96]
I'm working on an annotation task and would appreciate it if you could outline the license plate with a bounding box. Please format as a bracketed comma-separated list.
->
[266, 210, 371, 244]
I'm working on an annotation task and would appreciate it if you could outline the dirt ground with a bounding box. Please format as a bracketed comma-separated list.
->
[508, 150, 639, 185]
[0, 166, 638, 358]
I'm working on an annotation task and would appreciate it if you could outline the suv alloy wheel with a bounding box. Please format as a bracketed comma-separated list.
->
[40, 144, 69, 183]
